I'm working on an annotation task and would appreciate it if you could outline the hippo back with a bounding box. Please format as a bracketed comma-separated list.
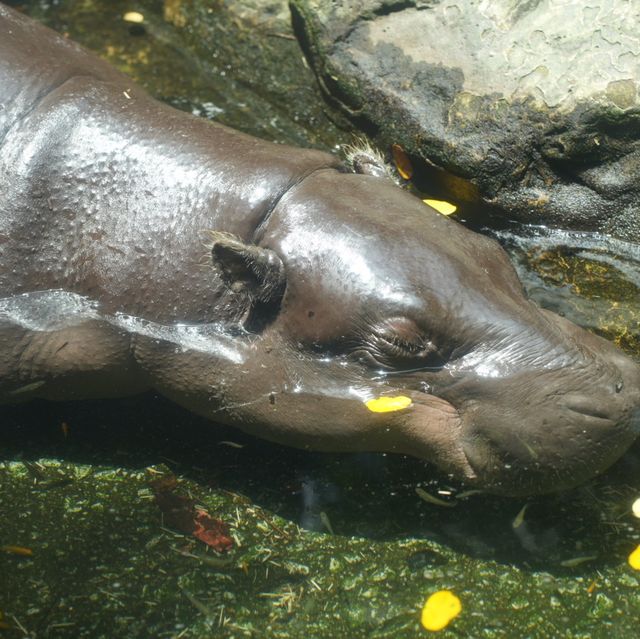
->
[0, 4, 128, 139]
[0, 4, 340, 323]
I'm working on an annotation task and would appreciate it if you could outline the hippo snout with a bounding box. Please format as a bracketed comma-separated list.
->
[454, 329, 640, 495]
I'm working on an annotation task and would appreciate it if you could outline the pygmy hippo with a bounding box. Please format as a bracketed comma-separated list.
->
[1, 3, 639, 495]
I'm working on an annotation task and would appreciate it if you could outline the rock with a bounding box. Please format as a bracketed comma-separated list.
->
[291, 0, 640, 239]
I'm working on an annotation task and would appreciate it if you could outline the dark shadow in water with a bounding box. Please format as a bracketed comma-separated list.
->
[3, 394, 639, 574]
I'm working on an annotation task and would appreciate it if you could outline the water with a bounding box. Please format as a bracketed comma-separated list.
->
[493, 224, 640, 355]
[2, 2, 640, 638]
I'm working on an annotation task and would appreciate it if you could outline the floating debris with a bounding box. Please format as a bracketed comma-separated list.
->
[320, 511, 334, 535]
[365, 395, 412, 413]
[559, 555, 597, 568]
[0, 545, 33, 557]
[415, 486, 456, 508]
[179, 586, 217, 619]
[218, 440, 245, 449]
[8, 380, 45, 395]
[259, 585, 302, 613]
[192, 509, 234, 551]
[512, 504, 529, 529]
[151, 475, 233, 552]
[421, 590, 462, 632]
[455, 489, 483, 500]
[423, 199, 457, 216]
[632, 497, 640, 518]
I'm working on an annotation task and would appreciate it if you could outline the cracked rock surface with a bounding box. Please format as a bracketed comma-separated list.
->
[291, 0, 640, 239]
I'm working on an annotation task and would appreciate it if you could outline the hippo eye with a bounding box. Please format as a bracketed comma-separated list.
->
[377, 333, 427, 357]
[354, 318, 444, 371]
[375, 330, 436, 362]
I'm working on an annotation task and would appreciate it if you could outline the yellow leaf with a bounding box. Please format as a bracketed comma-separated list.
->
[391, 143, 413, 180]
[364, 395, 412, 413]
[421, 590, 462, 632]
[423, 199, 457, 216]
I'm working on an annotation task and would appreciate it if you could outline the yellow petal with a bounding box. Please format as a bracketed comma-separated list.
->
[421, 590, 462, 632]
[365, 395, 412, 413]
[423, 199, 457, 216]
[628, 545, 640, 569]
[123, 11, 145, 23]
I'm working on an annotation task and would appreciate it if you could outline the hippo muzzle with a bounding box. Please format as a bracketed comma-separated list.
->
[445, 313, 640, 494]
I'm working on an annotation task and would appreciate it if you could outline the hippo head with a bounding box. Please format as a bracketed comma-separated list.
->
[140, 170, 640, 496]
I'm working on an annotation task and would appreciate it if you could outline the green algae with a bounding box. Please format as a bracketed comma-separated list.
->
[2, 454, 640, 639]
[527, 245, 640, 354]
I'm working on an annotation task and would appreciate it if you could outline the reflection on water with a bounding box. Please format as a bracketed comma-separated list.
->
[0, 290, 245, 362]
[0, 290, 99, 331]
[493, 224, 640, 355]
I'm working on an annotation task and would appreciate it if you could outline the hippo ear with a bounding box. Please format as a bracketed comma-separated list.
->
[209, 232, 286, 305]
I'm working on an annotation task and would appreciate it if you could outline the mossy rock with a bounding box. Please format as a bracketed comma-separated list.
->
[291, 0, 640, 240]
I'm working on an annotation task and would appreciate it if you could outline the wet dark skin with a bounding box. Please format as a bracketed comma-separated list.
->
[1, 3, 639, 495]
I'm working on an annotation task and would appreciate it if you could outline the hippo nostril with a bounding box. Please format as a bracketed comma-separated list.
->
[560, 395, 615, 423]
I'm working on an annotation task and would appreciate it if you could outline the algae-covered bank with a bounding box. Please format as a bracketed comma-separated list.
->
[2, 1, 640, 638]
[3, 397, 640, 638]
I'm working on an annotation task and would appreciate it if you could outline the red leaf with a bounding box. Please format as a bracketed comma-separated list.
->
[151, 475, 233, 552]
[192, 509, 234, 552]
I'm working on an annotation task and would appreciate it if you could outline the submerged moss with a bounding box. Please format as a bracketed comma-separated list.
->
[1, 398, 640, 639]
